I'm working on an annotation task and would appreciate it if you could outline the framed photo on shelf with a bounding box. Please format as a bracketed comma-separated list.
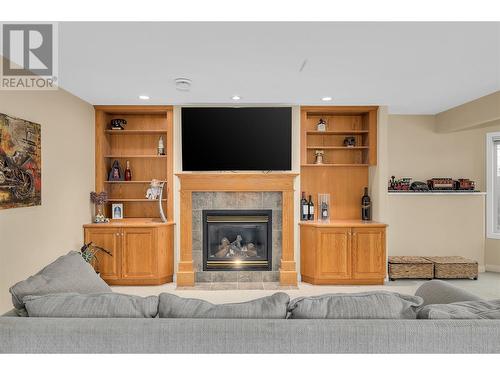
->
[112, 203, 124, 219]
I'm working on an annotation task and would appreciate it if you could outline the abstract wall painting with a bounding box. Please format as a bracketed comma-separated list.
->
[0, 113, 41, 209]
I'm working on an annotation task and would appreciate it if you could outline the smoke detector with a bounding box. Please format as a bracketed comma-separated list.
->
[175, 78, 192, 91]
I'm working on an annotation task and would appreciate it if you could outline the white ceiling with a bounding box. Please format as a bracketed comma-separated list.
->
[58, 22, 500, 114]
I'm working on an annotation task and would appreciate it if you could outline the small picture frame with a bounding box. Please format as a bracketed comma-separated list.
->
[112, 203, 124, 219]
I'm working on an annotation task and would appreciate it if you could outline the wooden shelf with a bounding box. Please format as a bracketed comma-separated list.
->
[388, 191, 485, 196]
[306, 130, 369, 135]
[105, 130, 167, 135]
[105, 180, 153, 184]
[107, 199, 167, 202]
[306, 146, 369, 150]
[301, 163, 369, 167]
[104, 155, 167, 158]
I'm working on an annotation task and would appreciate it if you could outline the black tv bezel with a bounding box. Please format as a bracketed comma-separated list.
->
[181, 106, 292, 172]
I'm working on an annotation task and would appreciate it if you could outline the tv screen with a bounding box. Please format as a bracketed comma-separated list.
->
[181, 107, 292, 171]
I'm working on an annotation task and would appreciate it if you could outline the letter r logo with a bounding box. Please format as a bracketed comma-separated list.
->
[2, 24, 53, 76]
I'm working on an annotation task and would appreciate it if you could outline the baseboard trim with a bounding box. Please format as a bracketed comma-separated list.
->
[479, 265, 486, 273]
[485, 264, 500, 273]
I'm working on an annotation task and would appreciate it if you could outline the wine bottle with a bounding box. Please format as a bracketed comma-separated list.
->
[308, 195, 315, 221]
[361, 187, 372, 221]
[125, 160, 132, 181]
[301, 192, 309, 221]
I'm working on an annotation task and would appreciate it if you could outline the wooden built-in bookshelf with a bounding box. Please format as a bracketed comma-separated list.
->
[300, 106, 378, 219]
[94, 105, 174, 221]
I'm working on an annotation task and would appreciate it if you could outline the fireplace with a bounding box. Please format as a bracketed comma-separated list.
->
[203, 210, 272, 271]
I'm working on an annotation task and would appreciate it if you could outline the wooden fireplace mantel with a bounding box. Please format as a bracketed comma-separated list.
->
[176, 172, 299, 286]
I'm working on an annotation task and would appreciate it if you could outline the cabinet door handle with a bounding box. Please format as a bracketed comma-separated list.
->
[116, 233, 119, 236]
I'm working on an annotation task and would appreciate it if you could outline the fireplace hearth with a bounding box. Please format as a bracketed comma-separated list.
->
[203, 210, 272, 271]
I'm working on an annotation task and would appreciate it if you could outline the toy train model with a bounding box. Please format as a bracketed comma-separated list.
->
[388, 176, 476, 192]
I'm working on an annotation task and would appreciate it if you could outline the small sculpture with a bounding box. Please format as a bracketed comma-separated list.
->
[158, 136, 165, 156]
[110, 119, 127, 130]
[343, 136, 356, 147]
[145, 179, 162, 200]
[314, 150, 325, 164]
[316, 118, 327, 132]
[108, 160, 124, 181]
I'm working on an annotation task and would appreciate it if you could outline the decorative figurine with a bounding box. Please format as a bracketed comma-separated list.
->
[158, 136, 165, 156]
[316, 118, 327, 132]
[343, 136, 356, 147]
[388, 176, 412, 191]
[108, 160, 124, 181]
[427, 178, 454, 190]
[110, 119, 127, 130]
[145, 179, 167, 222]
[90, 191, 109, 223]
[145, 179, 162, 200]
[410, 181, 429, 191]
[314, 150, 325, 164]
[455, 178, 476, 191]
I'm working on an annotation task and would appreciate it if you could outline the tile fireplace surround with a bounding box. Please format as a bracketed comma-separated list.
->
[192, 192, 282, 282]
[176, 173, 298, 286]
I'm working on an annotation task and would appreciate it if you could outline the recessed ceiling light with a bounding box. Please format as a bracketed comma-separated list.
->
[322, 96, 332, 101]
[232, 95, 241, 101]
[139, 95, 150, 100]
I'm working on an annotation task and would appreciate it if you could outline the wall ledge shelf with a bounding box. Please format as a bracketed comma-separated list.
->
[105, 130, 167, 135]
[388, 191, 485, 196]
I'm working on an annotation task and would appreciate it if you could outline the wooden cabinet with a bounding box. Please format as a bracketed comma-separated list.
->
[300, 221, 387, 285]
[84, 219, 174, 285]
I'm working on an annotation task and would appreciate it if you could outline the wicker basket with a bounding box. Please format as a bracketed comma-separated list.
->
[424, 256, 478, 280]
[388, 256, 434, 280]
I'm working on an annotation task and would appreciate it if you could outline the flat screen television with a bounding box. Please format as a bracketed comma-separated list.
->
[181, 107, 292, 171]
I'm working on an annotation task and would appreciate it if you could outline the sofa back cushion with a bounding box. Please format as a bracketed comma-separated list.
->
[9, 251, 111, 310]
[23, 293, 159, 318]
[417, 300, 500, 319]
[159, 292, 290, 319]
[288, 291, 423, 319]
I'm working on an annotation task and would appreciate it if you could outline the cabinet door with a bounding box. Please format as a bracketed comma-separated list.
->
[122, 227, 157, 279]
[84, 228, 121, 280]
[317, 227, 351, 279]
[352, 227, 386, 280]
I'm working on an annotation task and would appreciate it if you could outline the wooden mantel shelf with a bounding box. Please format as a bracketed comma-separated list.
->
[175, 172, 299, 192]
[176, 172, 299, 287]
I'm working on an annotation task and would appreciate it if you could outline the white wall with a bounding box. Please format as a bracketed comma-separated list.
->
[0, 89, 94, 312]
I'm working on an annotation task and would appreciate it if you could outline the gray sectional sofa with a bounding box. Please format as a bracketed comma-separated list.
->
[1, 252, 499, 353]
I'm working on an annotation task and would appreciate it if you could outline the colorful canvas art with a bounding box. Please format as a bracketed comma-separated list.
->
[0, 113, 41, 209]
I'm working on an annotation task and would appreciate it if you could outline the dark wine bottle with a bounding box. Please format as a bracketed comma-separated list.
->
[361, 187, 371, 221]
[301, 192, 309, 221]
[308, 195, 315, 221]
[125, 160, 132, 181]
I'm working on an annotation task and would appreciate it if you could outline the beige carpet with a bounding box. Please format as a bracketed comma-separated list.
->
[111, 272, 500, 303]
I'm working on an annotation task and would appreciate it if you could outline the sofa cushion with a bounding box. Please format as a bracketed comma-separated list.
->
[158, 292, 290, 319]
[288, 291, 423, 319]
[9, 251, 111, 310]
[415, 280, 482, 306]
[23, 293, 159, 318]
[417, 300, 500, 319]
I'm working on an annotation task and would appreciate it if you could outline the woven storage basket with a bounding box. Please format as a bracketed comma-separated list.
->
[424, 256, 478, 280]
[388, 256, 434, 280]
